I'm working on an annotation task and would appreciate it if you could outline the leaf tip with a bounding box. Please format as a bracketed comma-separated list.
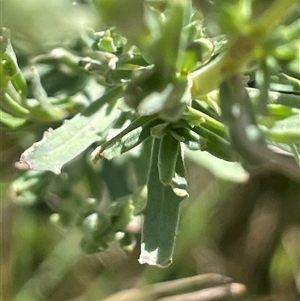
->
[15, 160, 31, 170]
[16, 151, 33, 169]
[138, 244, 172, 268]
[90, 145, 102, 163]
[51, 167, 61, 175]
[18, 148, 61, 174]
[172, 188, 189, 198]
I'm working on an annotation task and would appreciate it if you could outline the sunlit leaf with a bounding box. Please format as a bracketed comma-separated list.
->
[19, 87, 123, 174]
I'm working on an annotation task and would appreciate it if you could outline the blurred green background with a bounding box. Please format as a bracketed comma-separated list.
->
[2, 135, 300, 301]
[1, 1, 300, 301]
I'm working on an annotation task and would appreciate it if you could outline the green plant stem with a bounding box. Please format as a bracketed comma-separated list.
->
[190, 0, 298, 97]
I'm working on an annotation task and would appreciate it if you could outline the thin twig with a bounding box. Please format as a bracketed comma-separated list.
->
[101, 274, 237, 301]
[157, 283, 247, 301]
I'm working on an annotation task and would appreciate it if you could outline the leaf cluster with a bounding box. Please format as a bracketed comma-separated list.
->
[1, 0, 299, 267]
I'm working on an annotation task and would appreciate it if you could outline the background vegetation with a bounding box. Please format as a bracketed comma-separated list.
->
[1, 0, 300, 300]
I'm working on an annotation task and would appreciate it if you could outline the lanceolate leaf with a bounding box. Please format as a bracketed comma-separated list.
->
[139, 138, 186, 268]
[91, 115, 161, 162]
[19, 87, 123, 174]
[192, 125, 237, 161]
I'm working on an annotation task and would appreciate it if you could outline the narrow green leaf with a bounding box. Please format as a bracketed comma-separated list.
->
[172, 127, 202, 151]
[91, 115, 160, 162]
[19, 87, 123, 174]
[171, 143, 189, 198]
[0, 108, 26, 128]
[1, 27, 27, 99]
[139, 138, 186, 268]
[185, 106, 226, 135]
[158, 133, 180, 185]
[29, 66, 66, 121]
[1, 92, 29, 117]
[193, 125, 237, 162]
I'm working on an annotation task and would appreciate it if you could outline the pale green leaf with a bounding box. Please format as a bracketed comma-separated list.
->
[19, 87, 123, 173]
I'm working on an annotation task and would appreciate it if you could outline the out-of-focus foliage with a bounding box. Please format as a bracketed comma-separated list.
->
[1, 0, 299, 300]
